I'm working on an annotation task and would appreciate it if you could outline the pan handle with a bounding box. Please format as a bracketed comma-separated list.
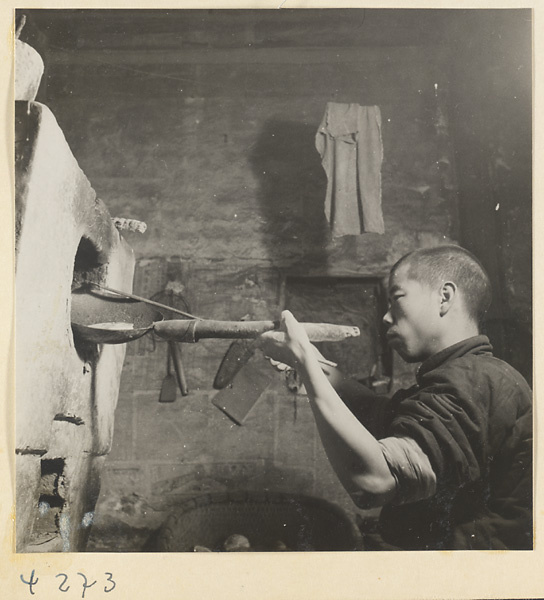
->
[154, 319, 360, 343]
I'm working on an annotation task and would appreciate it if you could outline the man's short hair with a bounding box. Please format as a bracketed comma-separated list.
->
[391, 245, 492, 324]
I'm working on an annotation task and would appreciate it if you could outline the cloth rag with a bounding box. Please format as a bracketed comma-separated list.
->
[315, 103, 384, 236]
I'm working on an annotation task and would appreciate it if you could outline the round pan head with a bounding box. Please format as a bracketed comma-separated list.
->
[71, 287, 164, 344]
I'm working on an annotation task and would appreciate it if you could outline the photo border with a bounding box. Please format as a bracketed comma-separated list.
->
[1, 1, 542, 598]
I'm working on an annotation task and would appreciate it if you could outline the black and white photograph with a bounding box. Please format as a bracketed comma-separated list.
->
[5, 1, 542, 598]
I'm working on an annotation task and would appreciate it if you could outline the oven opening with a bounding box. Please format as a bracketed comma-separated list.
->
[71, 236, 106, 357]
[72, 236, 106, 291]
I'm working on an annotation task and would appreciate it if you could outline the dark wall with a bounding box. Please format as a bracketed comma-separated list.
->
[444, 9, 532, 380]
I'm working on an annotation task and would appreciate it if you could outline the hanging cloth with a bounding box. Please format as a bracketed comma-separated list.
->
[315, 103, 385, 236]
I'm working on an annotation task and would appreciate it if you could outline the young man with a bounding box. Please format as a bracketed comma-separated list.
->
[260, 245, 532, 550]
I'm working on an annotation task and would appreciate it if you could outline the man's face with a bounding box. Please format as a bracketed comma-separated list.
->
[383, 265, 442, 363]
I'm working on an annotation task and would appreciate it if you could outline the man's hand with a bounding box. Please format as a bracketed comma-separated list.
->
[257, 310, 323, 368]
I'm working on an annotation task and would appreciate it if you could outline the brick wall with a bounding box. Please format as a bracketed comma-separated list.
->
[30, 14, 457, 551]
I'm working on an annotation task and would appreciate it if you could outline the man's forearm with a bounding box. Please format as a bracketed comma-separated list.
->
[297, 353, 396, 508]
[320, 363, 391, 438]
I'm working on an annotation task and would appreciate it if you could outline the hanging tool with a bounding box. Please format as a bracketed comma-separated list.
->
[211, 335, 338, 424]
[159, 343, 177, 403]
[150, 288, 191, 397]
[170, 341, 189, 396]
[212, 359, 275, 425]
[213, 337, 337, 390]
[213, 339, 256, 389]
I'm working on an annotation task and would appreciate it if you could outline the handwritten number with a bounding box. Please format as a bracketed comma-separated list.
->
[20, 569, 39, 595]
[55, 573, 70, 592]
[77, 572, 97, 599]
[104, 572, 116, 593]
[20, 570, 116, 596]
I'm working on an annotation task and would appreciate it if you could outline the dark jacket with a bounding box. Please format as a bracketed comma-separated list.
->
[378, 336, 532, 550]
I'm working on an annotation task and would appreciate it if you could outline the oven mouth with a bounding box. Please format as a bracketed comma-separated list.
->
[71, 236, 107, 357]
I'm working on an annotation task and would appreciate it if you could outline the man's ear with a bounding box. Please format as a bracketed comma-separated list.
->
[439, 282, 457, 316]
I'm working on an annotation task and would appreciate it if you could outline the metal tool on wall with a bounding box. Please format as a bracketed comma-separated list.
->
[159, 342, 177, 403]
[158, 340, 190, 402]
[150, 287, 191, 398]
[213, 338, 337, 390]
[212, 334, 338, 425]
[168, 340, 189, 396]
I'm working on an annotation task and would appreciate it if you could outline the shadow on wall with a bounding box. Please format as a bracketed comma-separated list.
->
[249, 118, 331, 266]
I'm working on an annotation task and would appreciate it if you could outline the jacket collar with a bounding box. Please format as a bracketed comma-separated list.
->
[416, 335, 493, 383]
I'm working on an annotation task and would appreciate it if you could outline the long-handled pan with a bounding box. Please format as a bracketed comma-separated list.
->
[71, 284, 360, 345]
[71, 285, 359, 409]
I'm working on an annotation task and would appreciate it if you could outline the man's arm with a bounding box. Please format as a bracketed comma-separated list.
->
[260, 311, 397, 509]
[265, 339, 392, 437]
[320, 363, 392, 438]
